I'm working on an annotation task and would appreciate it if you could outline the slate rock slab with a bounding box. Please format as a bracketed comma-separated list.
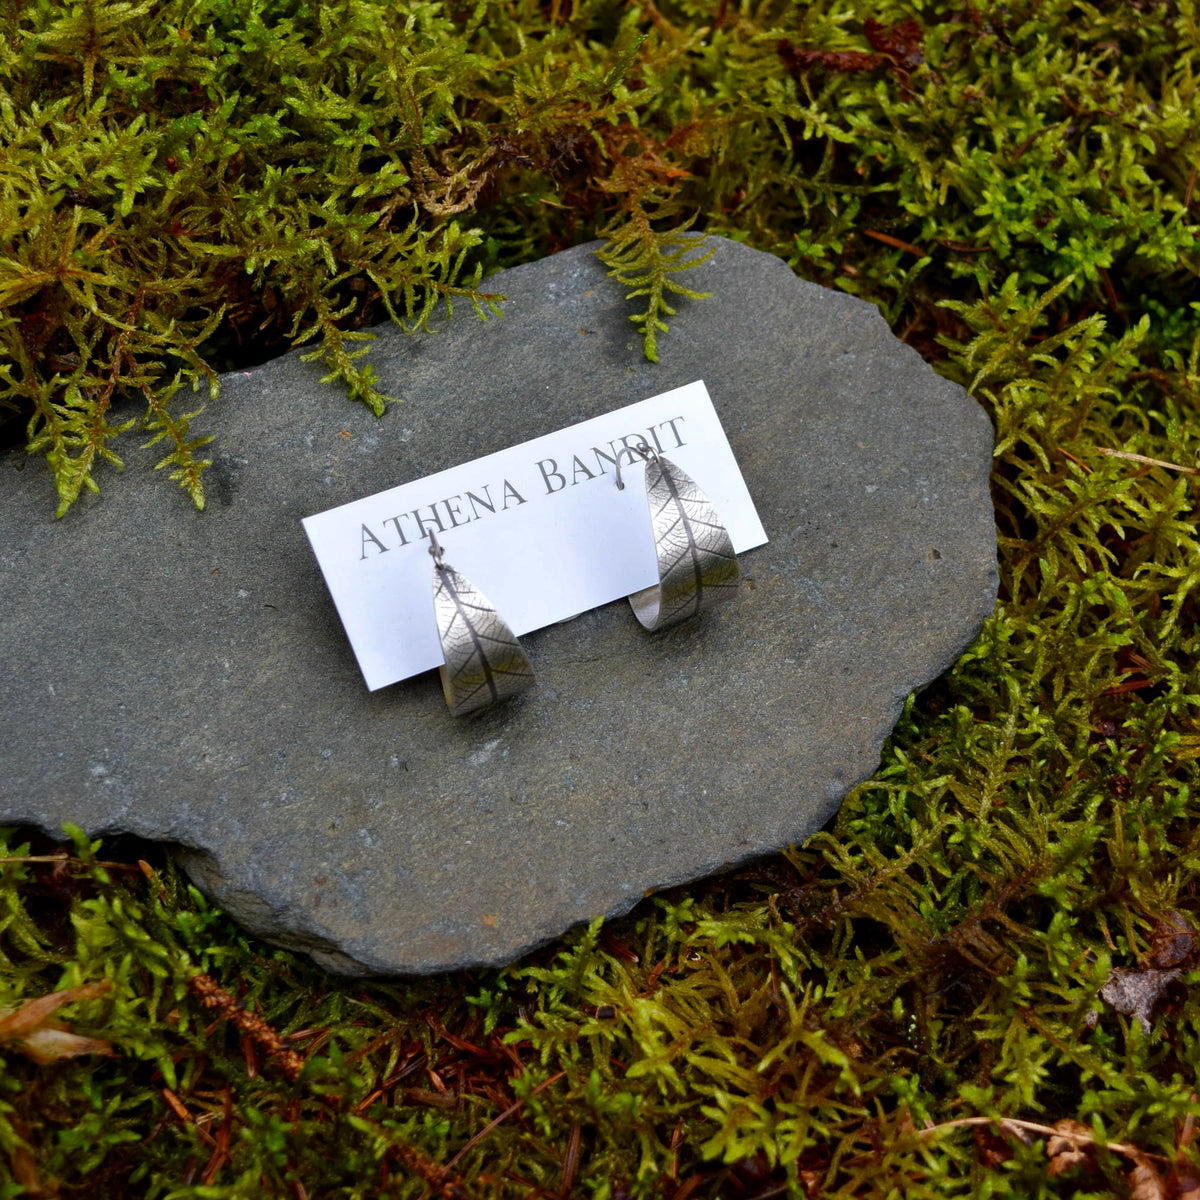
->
[0, 238, 997, 975]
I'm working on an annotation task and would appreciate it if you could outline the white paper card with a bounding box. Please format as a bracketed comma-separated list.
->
[302, 380, 768, 690]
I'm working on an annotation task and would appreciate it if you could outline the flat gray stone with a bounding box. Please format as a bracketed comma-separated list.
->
[0, 238, 997, 975]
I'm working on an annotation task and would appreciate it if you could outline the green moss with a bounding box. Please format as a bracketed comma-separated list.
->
[3, 0, 1200, 1195]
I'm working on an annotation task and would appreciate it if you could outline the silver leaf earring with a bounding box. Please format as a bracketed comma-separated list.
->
[429, 532, 534, 715]
[614, 443, 740, 630]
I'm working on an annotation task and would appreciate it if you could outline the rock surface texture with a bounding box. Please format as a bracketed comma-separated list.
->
[0, 239, 997, 974]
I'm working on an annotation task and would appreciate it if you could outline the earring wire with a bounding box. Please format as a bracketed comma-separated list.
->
[613, 442, 657, 491]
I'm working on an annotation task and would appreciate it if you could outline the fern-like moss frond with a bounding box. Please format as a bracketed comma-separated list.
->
[596, 209, 713, 362]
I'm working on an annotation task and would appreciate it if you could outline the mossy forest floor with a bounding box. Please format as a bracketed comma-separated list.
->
[3, 0, 1200, 1196]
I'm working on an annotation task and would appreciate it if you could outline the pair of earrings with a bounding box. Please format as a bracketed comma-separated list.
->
[430, 444, 740, 716]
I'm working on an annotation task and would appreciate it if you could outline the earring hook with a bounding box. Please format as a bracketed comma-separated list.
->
[614, 442, 657, 491]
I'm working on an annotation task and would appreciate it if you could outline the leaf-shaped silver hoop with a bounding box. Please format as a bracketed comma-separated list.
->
[430, 534, 534, 716]
[617, 448, 740, 631]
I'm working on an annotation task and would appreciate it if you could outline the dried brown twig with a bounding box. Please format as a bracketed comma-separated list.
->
[189, 974, 306, 1081]
[1095, 447, 1200, 475]
[919, 1116, 1170, 1163]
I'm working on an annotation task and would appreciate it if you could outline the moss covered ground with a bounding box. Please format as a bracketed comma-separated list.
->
[2, 0, 1200, 1195]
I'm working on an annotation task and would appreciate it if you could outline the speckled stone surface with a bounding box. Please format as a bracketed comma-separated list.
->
[0, 238, 997, 975]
